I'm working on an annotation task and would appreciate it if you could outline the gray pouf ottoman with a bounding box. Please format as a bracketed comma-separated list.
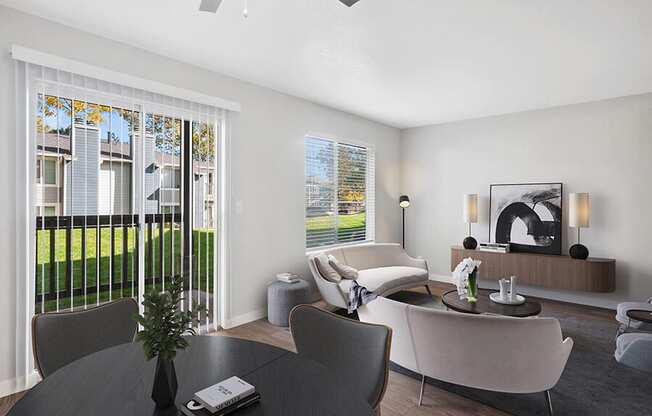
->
[267, 279, 313, 327]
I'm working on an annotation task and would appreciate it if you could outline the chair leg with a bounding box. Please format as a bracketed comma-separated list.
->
[424, 285, 432, 296]
[544, 390, 554, 416]
[418, 375, 426, 406]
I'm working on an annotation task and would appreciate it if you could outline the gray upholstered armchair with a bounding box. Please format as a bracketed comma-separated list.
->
[615, 333, 652, 372]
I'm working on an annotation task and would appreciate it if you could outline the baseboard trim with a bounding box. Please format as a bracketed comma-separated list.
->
[0, 371, 40, 398]
[223, 308, 267, 329]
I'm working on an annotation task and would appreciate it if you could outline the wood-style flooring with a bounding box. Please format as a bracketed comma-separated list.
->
[0, 282, 615, 416]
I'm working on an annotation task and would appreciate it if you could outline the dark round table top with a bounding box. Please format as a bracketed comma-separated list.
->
[626, 309, 652, 324]
[9, 336, 373, 416]
[442, 289, 542, 317]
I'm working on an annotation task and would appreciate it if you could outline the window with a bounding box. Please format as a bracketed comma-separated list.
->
[305, 136, 375, 249]
[43, 159, 57, 185]
[43, 206, 56, 216]
[36, 159, 57, 185]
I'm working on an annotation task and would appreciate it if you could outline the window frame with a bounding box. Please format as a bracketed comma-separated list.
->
[38, 204, 58, 216]
[36, 157, 59, 187]
[304, 134, 375, 252]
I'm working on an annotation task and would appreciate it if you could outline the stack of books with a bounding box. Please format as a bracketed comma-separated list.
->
[479, 242, 510, 253]
[276, 272, 300, 284]
[181, 376, 261, 416]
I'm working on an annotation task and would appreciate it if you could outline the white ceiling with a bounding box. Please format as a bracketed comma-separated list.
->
[3, 0, 652, 128]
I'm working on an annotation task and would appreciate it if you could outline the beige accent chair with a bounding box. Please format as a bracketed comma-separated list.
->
[358, 296, 573, 415]
[308, 243, 429, 309]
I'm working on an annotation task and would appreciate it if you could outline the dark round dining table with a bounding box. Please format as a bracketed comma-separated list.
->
[9, 336, 373, 416]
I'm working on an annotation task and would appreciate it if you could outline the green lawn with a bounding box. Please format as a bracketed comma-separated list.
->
[35, 227, 215, 313]
[306, 212, 366, 230]
[306, 212, 367, 247]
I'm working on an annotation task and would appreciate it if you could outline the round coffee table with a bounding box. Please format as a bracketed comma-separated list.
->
[626, 309, 652, 324]
[442, 289, 541, 317]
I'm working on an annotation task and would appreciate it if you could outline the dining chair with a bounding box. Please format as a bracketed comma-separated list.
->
[32, 297, 139, 378]
[289, 304, 392, 415]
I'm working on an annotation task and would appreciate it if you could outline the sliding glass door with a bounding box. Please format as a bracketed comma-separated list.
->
[32, 70, 220, 331]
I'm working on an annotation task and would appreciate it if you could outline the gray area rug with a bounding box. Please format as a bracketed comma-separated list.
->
[384, 291, 652, 416]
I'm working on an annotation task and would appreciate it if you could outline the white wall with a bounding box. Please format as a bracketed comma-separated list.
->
[0, 6, 401, 389]
[401, 94, 652, 309]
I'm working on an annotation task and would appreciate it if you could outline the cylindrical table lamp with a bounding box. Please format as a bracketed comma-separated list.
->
[463, 194, 478, 249]
[569, 192, 590, 259]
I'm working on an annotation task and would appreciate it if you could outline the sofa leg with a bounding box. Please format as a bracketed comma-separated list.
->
[418, 375, 426, 406]
[544, 390, 554, 416]
[424, 285, 432, 296]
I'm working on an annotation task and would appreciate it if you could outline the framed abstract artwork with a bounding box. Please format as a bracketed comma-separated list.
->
[489, 182, 563, 255]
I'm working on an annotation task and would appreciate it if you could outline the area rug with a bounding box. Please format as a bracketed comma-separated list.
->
[383, 291, 652, 416]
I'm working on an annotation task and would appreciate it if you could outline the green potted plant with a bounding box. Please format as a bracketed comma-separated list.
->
[135, 274, 205, 409]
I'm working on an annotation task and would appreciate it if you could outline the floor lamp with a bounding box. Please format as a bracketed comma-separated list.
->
[399, 195, 410, 249]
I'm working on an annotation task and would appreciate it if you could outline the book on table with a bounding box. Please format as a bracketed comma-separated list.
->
[276, 272, 300, 283]
[180, 376, 259, 416]
[180, 393, 261, 416]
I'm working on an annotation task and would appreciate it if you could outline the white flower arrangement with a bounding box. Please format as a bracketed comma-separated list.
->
[453, 257, 482, 300]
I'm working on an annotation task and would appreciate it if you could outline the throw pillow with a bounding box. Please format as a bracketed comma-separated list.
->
[328, 255, 359, 279]
[314, 254, 342, 283]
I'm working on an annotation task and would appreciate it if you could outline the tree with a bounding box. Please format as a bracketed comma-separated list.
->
[147, 114, 181, 156]
[37, 94, 138, 141]
[192, 122, 216, 162]
[337, 145, 367, 213]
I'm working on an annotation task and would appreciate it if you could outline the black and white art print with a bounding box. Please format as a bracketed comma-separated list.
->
[489, 183, 563, 255]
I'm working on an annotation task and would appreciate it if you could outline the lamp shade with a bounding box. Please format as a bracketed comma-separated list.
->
[399, 195, 410, 208]
[569, 193, 590, 228]
[462, 194, 478, 223]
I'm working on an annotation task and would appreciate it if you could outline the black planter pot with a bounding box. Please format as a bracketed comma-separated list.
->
[152, 357, 178, 409]
[569, 244, 589, 260]
[463, 236, 478, 250]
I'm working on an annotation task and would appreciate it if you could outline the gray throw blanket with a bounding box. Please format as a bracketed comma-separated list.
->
[348, 281, 377, 313]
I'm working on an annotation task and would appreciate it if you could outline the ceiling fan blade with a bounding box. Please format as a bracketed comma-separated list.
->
[339, 0, 361, 6]
[199, 0, 223, 13]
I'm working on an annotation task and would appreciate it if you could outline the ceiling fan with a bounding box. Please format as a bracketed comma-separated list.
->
[199, 0, 360, 14]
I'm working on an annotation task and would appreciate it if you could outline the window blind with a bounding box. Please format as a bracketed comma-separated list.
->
[24, 61, 224, 328]
[305, 136, 375, 249]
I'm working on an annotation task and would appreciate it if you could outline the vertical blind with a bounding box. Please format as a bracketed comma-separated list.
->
[26, 63, 221, 329]
[13, 47, 235, 391]
[305, 136, 375, 248]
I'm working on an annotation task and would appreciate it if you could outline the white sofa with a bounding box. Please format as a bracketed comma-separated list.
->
[307, 243, 429, 309]
[358, 296, 573, 414]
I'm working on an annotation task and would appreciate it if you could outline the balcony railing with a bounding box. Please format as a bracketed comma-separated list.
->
[35, 213, 214, 314]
